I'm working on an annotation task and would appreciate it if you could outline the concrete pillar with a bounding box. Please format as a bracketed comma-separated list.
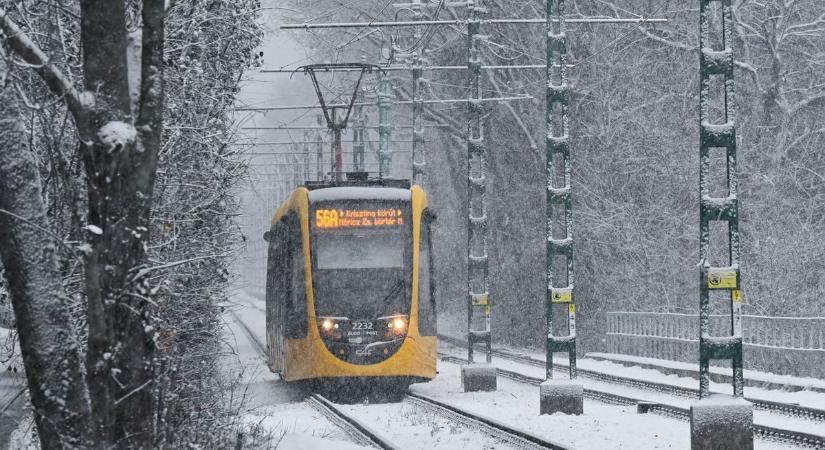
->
[539, 379, 583, 415]
[690, 394, 753, 450]
[461, 364, 497, 392]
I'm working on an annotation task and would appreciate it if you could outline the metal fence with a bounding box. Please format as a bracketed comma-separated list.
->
[606, 312, 825, 378]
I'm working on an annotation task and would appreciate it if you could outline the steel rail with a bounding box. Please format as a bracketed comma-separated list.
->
[229, 309, 402, 450]
[307, 394, 403, 450]
[406, 392, 571, 449]
[439, 334, 825, 423]
[438, 353, 825, 449]
[0, 386, 26, 415]
[230, 311, 267, 359]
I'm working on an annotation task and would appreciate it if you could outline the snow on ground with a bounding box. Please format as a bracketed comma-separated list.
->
[411, 361, 796, 450]
[439, 334, 825, 411]
[226, 292, 366, 449]
[338, 400, 515, 449]
[440, 342, 825, 437]
[577, 356, 825, 409]
[587, 352, 825, 393]
[276, 433, 371, 450]
[232, 291, 806, 448]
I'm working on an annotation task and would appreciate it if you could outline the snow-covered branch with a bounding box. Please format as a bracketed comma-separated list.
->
[0, 8, 93, 140]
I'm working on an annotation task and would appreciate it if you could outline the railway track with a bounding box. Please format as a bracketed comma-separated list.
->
[230, 311, 267, 359]
[0, 386, 25, 416]
[231, 308, 822, 448]
[406, 391, 571, 450]
[230, 312, 405, 449]
[307, 393, 403, 450]
[231, 310, 564, 449]
[439, 334, 825, 423]
[439, 353, 825, 449]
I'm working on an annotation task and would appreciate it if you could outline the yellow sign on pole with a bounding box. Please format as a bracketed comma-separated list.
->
[471, 294, 488, 306]
[731, 289, 742, 303]
[551, 288, 572, 303]
[707, 268, 737, 289]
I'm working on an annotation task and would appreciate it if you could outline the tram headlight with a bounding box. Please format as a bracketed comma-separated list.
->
[392, 317, 406, 331]
[385, 316, 407, 336]
[319, 318, 339, 336]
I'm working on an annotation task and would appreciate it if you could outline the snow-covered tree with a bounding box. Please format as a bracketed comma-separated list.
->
[0, 0, 261, 447]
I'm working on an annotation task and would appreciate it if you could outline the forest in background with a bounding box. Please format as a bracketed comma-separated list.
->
[280, 0, 825, 353]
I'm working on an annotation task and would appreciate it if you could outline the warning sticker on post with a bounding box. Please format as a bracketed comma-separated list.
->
[707, 268, 737, 289]
[731, 290, 742, 303]
[551, 288, 572, 303]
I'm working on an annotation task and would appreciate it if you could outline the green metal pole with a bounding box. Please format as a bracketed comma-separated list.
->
[352, 89, 365, 172]
[315, 115, 324, 180]
[411, 0, 426, 186]
[411, 54, 426, 185]
[545, 0, 577, 380]
[698, 0, 743, 398]
[466, 0, 491, 364]
[378, 63, 394, 177]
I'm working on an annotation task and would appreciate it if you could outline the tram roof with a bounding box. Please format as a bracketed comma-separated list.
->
[308, 186, 412, 203]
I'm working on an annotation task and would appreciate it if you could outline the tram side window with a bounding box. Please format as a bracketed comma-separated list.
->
[284, 215, 308, 339]
[265, 226, 280, 333]
[418, 214, 436, 336]
[288, 218, 308, 338]
[268, 224, 288, 332]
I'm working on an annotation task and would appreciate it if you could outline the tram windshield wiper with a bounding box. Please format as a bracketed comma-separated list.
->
[378, 279, 405, 309]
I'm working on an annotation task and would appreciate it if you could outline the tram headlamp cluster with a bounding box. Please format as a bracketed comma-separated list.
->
[385, 316, 407, 336]
[318, 318, 341, 338]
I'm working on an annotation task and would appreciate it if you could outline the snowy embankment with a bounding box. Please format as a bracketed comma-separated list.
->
[412, 361, 796, 450]
[445, 338, 825, 412]
[446, 343, 824, 440]
[586, 352, 825, 394]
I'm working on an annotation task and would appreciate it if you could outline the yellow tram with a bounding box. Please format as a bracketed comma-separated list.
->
[263, 180, 437, 390]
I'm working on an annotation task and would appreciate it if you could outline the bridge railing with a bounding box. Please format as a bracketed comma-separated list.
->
[606, 311, 825, 378]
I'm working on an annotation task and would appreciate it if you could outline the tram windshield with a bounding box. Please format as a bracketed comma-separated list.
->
[310, 200, 411, 320]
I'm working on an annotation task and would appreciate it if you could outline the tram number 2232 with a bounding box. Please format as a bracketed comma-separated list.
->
[316, 209, 339, 228]
[352, 321, 374, 330]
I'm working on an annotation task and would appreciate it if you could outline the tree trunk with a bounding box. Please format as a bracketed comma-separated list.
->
[78, 0, 165, 446]
[0, 58, 95, 450]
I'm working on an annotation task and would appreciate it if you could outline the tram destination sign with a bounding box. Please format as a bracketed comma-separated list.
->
[315, 208, 405, 229]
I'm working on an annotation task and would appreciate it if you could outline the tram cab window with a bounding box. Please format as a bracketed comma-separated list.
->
[311, 201, 412, 321]
[418, 211, 436, 336]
